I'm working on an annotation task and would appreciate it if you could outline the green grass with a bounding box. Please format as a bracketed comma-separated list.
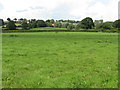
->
[30, 27, 67, 30]
[2, 32, 118, 88]
[15, 23, 21, 26]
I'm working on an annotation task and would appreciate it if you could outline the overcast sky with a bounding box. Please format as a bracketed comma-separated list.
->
[0, 0, 118, 21]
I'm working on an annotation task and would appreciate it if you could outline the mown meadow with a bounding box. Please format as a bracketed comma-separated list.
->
[2, 32, 118, 88]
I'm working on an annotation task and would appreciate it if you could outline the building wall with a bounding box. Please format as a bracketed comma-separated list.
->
[118, 1, 120, 19]
[0, 19, 2, 26]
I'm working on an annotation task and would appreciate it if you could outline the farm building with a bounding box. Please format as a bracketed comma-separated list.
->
[94, 20, 103, 24]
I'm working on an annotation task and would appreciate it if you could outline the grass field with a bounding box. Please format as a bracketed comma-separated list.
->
[2, 32, 118, 88]
[30, 27, 67, 30]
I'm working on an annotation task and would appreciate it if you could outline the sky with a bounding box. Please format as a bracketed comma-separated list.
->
[0, 0, 119, 21]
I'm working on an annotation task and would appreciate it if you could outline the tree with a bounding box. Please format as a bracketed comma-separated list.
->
[75, 24, 81, 30]
[113, 19, 120, 29]
[19, 18, 24, 23]
[14, 18, 17, 22]
[50, 19, 55, 24]
[96, 22, 112, 32]
[7, 18, 11, 21]
[46, 20, 51, 23]
[6, 21, 16, 30]
[46, 22, 52, 27]
[36, 20, 46, 27]
[21, 21, 28, 30]
[28, 23, 32, 29]
[67, 24, 74, 30]
[54, 22, 62, 28]
[31, 21, 37, 28]
[64, 23, 69, 28]
[81, 17, 94, 29]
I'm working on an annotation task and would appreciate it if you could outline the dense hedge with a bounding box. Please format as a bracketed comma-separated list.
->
[2, 29, 118, 33]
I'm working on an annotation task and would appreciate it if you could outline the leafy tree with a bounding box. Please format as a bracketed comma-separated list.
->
[6, 21, 16, 30]
[36, 20, 46, 27]
[46, 22, 53, 27]
[31, 21, 37, 28]
[54, 22, 62, 28]
[75, 24, 81, 30]
[81, 17, 94, 29]
[96, 23, 112, 32]
[58, 23, 62, 28]
[50, 19, 55, 24]
[7, 18, 11, 21]
[19, 18, 24, 23]
[67, 24, 74, 30]
[113, 19, 120, 29]
[21, 21, 28, 30]
[46, 20, 51, 23]
[14, 18, 17, 22]
[28, 23, 32, 29]
[19, 18, 24, 21]
[64, 23, 69, 28]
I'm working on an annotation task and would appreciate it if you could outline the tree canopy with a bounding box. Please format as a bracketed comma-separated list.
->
[81, 17, 94, 29]
[6, 21, 16, 30]
[113, 19, 120, 29]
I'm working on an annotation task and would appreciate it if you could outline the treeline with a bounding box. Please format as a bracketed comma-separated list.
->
[1, 17, 120, 32]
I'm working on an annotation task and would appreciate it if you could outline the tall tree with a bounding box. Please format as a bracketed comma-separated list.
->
[6, 21, 16, 30]
[50, 19, 55, 24]
[67, 24, 74, 30]
[14, 18, 17, 22]
[7, 18, 11, 21]
[21, 21, 28, 30]
[96, 23, 112, 32]
[81, 17, 94, 29]
[37, 20, 46, 27]
[113, 19, 120, 29]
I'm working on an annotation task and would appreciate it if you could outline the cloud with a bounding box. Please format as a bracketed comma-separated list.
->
[0, 3, 4, 12]
[29, 6, 45, 10]
[16, 9, 28, 13]
[69, 0, 118, 21]
[0, 0, 118, 21]
[16, 6, 45, 13]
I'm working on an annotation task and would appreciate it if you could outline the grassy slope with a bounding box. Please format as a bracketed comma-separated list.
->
[2, 32, 118, 88]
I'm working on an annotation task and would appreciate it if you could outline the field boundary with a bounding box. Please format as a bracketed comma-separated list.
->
[2, 30, 118, 33]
